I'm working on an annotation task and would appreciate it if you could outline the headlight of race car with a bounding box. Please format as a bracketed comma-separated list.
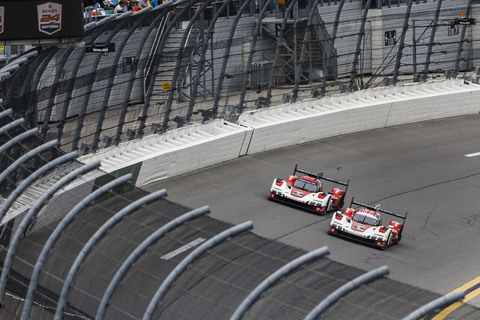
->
[272, 189, 282, 195]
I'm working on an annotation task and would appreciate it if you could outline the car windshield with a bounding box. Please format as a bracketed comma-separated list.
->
[293, 179, 320, 192]
[352, 212, 379, 226]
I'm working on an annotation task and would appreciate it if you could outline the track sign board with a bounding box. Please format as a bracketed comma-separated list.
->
[37, 2, 61, 35]
[0, 6, 4, 34]
[0, 0, 83, 41]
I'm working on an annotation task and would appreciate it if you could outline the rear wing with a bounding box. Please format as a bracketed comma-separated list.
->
[293, 164, 350, 188]
[350, 197, 407, 221]
[293, 164, 322, 180]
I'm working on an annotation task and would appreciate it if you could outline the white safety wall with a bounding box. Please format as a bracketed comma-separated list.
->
[77, 78, 480, 186]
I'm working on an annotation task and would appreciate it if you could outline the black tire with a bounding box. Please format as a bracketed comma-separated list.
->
[396, 228, 403, 243]
[339, 196, 345, 209]
[386, 232, 393, 247]
[325, 197, 332, 213]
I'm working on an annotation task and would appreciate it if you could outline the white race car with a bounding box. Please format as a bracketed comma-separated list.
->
[328, 198, 407, 250]
[269, 165, 349, 215]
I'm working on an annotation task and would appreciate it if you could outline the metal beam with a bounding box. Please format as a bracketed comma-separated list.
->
[23, 48, 57, 128]
[140, 0, 196, 136]
[115, 6, 158, 145]
[304, 265, 389, 320]
[293, 0, 322, 101]
[0, 160, 101, 307]
[165, 0, 214, 127]
[402, 290, 465, 320]
[41, 48, 75, 138]
[91, 11, 150, 152]
[54, 189, 167, 320]
[348, 0, 371, 90]
[0, 139, 59, 186]
[20, 174, 133, 320]
[238, 0, 276, 111]
[423, 0, 442, 79]
[455, 0, 472, 71]
[392, 0, 413, 83]
[0, 151, 78, 223]
[55, 24, 111, 150]
[72, 14, 133, 152]
[265, 0, 299, 105]
[321, 0, 343, 93]
[143, 221, 254, 320]
[0, 118, 24, 136]
[0, 108, 12, 120]
[212, 0, 253, 117]
[186, 0, 233, 124]
[0, 128, 38, 156]
[95, 205, 211, 320]
[230, 246, 330, 320]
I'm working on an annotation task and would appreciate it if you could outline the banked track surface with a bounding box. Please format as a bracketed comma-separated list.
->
[4, 116, 480, 319]
[7, 187, 446, 320]
[143, 114, 480, 319]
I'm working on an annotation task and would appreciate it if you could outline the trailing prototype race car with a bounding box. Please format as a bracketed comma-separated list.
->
[328, 198, 407, 250]
[269, 164, 349, 215]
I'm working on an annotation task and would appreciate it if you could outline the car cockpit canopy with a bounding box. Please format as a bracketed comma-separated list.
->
[352, 211, 381, 226]
[293, 178, 322, 192]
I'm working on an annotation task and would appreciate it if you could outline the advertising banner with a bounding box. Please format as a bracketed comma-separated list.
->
[0, 0, 83, 40]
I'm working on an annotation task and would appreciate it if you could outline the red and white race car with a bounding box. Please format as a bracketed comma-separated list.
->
[328, 198, 407, 250]
[269, 165, 349, 215]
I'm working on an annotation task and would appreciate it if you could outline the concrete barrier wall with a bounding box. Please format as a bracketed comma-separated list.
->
[79, 120, 252, 187]
[242, 103, 392, 154]
[76, 79, 480, 189]
[136, 127, 252, 186]
[240, 79, 480, 154]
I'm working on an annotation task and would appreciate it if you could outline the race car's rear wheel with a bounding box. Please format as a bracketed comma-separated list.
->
[396, 228, 403, 243]
[339, 197, 345, 209]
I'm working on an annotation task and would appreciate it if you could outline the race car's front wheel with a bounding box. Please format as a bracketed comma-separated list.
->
[314, 206, 326, 215]
[385, 232, 393, 248]
[377, 233, 392, 250]
[328, 226, 335, 234]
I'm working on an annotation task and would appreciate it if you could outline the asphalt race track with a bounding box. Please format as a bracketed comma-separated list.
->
[144, 114, 480, 317]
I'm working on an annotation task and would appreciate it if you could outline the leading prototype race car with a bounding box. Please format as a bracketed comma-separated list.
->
[328, 198, 407, 250]
[269, 165, 349, 215]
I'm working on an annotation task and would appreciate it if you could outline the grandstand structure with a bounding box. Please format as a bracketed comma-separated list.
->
[0, 0, 478, 318]
[1, 0, 478, 155]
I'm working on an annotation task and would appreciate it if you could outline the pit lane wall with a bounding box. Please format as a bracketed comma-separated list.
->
[78, 79, 480, 187]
